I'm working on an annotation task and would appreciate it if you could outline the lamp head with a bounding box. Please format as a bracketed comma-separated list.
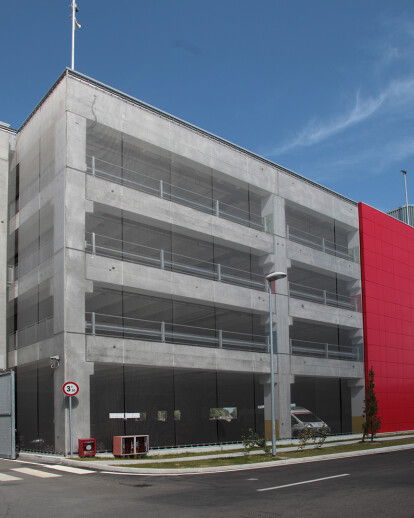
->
[266, 271, 287, 282]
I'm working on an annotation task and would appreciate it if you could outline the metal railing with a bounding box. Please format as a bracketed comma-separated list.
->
[14, 239, 54, 279]
[85, 312, 269, 353]
[290, 338, 363, 362]
[289, 282, 360, 312]
[86, 155, 266, 231]
[85, 232, 266, 291]
[8, 316, 54, 349]
[286, 225, 356, 262]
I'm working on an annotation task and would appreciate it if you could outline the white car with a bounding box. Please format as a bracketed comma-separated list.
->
[291, 406, 331, 437]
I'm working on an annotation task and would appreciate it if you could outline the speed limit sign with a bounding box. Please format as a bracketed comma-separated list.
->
[62, 381, 79, 396]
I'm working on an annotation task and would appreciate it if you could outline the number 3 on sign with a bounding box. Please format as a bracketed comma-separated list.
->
[62, 382, 79, 396]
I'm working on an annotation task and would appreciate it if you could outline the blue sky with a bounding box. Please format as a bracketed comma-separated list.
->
[2, 1, 414, 212]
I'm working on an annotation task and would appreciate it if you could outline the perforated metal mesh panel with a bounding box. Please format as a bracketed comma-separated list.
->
[0, 371, 15, 459]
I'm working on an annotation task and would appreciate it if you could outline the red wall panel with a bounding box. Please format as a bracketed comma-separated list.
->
[359, 203, 414, 432]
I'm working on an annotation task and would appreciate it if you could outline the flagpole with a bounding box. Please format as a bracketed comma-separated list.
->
[71, 0, 76, 69]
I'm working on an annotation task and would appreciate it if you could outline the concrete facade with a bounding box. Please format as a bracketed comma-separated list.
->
[0, 122, 13, 370]
[3, 70, 366, 454]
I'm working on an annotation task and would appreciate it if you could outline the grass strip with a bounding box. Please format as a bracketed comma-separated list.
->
[73, 432, 414, 462]
[111, 436, 414, 469]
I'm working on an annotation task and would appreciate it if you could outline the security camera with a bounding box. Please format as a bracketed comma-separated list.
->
[50, 356, 60, 369]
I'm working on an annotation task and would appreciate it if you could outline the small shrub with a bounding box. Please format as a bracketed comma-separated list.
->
[242, 428, 270, 455]
[256, 437, 271, 455]
[297, 427, 315, 450]
[314, 426, 329, 449]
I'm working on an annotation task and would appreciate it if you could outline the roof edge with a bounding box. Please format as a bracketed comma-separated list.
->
[0, 121, 17, 134]
[18, 68, 357, 206]
[18, 69, 68, 133]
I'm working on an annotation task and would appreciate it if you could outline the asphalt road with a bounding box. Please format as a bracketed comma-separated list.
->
[0, 449, 413, 517]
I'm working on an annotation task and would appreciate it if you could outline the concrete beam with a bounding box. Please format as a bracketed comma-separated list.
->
[287, 241, 361, 280]
[86, 176, 273, 253]
[85, 334, 272, 374]
[289, 297, 363, 329]
[85, 254, 268, 313]
[291, 354, 364, 379]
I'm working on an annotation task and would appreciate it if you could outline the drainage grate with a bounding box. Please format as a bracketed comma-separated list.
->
[240, 513, 281, 518]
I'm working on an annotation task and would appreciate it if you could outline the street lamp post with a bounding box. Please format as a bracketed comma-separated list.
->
[265, 271, 287, 457]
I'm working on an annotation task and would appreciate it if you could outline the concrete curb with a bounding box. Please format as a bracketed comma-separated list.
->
[18, 442, 414, 476]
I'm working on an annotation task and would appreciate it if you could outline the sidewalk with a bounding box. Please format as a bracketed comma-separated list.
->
[17, 433, 414, 476]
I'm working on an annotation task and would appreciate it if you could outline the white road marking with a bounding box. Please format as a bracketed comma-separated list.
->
[257, 473, 350, 491]
[0, 473, 22, 482]
[1, 459, 95, 474]
[12, 467, 61, 478]
[45, 465, 96, 474]
[247, 478, 259, 480]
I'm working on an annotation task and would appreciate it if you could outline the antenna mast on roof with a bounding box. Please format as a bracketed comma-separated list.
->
[71, 0, 81, 70]
[401, 170, 410, 226]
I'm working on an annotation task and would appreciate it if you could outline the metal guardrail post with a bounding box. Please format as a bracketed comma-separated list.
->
[7, 265, 15, 285]
[15, 330, 18, 350]
[160, 180, 164, 199]
[323, 290, 327, 305]
[160, 249, 165, 270]
[91, 312, 96, 335]
[92, 232, 96, 255]
[263, 217, 268, 233]
[92, 156, 96, 176]
[325, 343, 329, 358]
[216, 263, 221, 282]
[218, 329, 223, 348]
[322, 237, 325, 252]
[215, 200, 220, 217]
[161, 322, 166, 342]
[286, 225, 290, 240]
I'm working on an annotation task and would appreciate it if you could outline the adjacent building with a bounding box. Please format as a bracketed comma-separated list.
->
[388, 204, 414, 227]
[0, 69, 412, 455]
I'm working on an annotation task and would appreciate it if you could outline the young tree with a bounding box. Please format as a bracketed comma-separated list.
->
[362, 366, 381, 442]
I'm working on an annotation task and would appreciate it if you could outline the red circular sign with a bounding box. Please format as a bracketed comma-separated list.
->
[62, 381, 79, 396]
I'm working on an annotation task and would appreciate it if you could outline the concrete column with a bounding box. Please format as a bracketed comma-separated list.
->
[348, 229, 361, 263]
[0, 124, 11, 370]
[263, 373, 294, 439]
[275, 374, 295, 439]
[274, 195, 291, 439]
[349, 378, 365, 434]
[63, 334, 94, 455]
[262, 194, 293, 440]
[62, 113, 93, 453]
[52, 334, 66, 453]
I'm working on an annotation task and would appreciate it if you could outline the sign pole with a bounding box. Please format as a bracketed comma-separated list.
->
[69, 396, 73, 458]
[62, 382, 79, 458]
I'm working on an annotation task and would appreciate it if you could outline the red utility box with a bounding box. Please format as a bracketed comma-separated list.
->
[78, 438, 96, 457]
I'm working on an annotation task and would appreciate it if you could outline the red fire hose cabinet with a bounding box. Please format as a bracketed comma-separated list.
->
[78, 438, 96, 457]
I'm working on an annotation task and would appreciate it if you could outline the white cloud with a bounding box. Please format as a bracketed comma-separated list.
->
[267, 76, 414, 157]
[301, 134, 414, 186]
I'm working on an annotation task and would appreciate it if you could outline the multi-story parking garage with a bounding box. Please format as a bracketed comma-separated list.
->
[0, 69, 412, 454]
